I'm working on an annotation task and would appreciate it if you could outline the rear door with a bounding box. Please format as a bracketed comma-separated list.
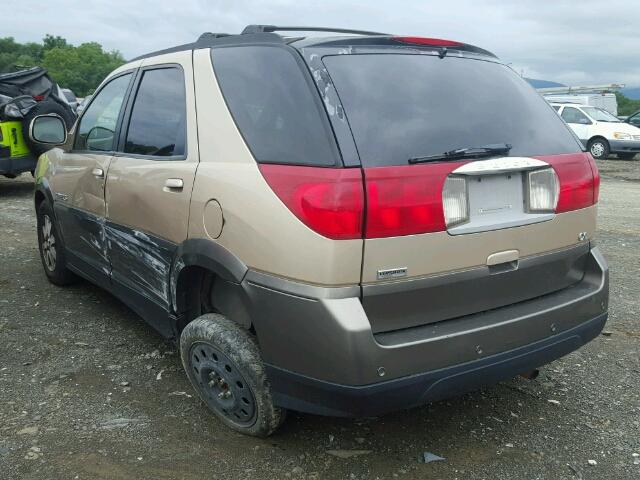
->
[50, 71, 134, 286]
[321, 52, 598, 333]
[105, 52, 198, 321]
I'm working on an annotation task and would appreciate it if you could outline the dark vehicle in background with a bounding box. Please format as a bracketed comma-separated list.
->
[625, 110, 640, 129]
[75, 94, 92, 115]
[61, 88, 79, 111]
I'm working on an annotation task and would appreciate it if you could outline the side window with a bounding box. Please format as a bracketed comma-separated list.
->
[124, 67, 186, 157]
[211, 46, 339, 166]
[552, 105, 561, 111]
[75, 73, 131, 152]
[561, 107, 590, 124]
[629, 113, 640, 126]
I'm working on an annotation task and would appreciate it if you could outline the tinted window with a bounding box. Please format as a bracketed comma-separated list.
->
[323, 54, 582, 167]
[561, 107, 590, 124]
[76, 74, 131, 152]
[212, 46, 338, 166]
[124, 67, 186, 157]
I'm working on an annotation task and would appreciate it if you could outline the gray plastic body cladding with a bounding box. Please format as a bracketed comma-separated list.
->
[608, 139, 640, 153]
[265, 313, 607, 417]
[363, 243, 590, 334]
[244, 246, 608, 386]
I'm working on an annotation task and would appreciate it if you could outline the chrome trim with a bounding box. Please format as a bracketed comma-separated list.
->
[452, 157, 548, 176]
[377, 267, 408, 280]
[28, 113, 68, 146]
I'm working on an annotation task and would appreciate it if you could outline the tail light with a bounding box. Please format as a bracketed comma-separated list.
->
[542, 153, 599, 213]
[33, 95, 45, 101]
[587, 154, 600, 204]
[442, 176, 469, 227]
[258, 164, 364, 240]
[526, 168, 559, 212]
[259, 153, 598, 242]
[392, 36, 463, 47]
[364, 163, 464, 238]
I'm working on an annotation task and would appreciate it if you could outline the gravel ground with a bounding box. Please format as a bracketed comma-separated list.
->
[1, 159, 639, 480]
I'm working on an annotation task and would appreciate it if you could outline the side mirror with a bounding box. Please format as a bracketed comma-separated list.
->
[29, 114, 67, 145]
[577, 118, 591, 125]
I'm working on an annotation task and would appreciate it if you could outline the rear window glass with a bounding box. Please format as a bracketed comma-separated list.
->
[212, 46, 339, 166]
[323, 54, 582, 167]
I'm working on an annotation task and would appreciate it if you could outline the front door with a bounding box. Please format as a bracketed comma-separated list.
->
[50, 72, 134, 286]
[560, 106, 591, 145]
[105, 54, 198, 320]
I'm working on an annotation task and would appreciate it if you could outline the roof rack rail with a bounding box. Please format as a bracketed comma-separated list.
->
[197, 32, 231, 41]
[241, 25, 388, 36]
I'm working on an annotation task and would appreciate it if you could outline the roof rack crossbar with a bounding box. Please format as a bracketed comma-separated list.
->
[241, 25, 388, 36]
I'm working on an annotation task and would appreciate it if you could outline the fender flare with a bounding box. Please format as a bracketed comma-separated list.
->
[170, 238, 248, 312]
[34, 177, 55, 212]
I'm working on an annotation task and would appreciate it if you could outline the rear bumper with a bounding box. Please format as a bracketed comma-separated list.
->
[265, 313, 606, 417]
[244, 245, 608, 416]
[609, 139, 640, 153]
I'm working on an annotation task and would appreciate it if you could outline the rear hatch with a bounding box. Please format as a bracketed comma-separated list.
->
[316, 41, 600, 333]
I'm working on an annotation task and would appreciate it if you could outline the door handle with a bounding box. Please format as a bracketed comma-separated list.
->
[164, 178, 184, 190]
[92, 167, 104, 178]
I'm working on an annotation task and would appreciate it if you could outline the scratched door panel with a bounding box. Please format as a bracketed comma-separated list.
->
[105, 52, 198, 312]
[49, 151, 112, 281]
[106, 222, 175, 308]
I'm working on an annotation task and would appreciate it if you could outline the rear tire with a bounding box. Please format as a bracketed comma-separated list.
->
[588, 138, 610, 160]
[617, 152, 637, 160]
[36, 201, 76, 285]
[180, 314, 286, 437]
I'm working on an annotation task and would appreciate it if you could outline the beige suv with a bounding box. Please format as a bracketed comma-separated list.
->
[28, 25, 609, 437]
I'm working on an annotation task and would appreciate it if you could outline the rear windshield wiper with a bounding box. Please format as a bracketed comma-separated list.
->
[408, 143, 512, 164]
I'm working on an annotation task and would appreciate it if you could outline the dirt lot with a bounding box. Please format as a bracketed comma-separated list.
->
[1, 159, 639, 480]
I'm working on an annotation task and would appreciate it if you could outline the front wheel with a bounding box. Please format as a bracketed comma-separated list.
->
[588, 138, 610, 160]
[36, 201, 76, 285]
[180, 314, 286, 437]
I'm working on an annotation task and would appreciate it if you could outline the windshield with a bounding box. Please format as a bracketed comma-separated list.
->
[322, 54, 582, 167]
[581, 106, 620, 122]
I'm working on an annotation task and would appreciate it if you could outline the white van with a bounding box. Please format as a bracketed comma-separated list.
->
[545, 94, 618, 116]
[551, 103, 640, 159]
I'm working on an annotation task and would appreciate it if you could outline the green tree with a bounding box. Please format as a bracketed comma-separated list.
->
[13, 54, 38, 68]
[615, 92, 640, 116]
[43, 42, 125, 96]
[42, 34, 69, 51]
[0, 37, 44, 72]
[0, 35, 125, 96]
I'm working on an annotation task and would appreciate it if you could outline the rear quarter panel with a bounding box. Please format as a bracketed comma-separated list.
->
[189, 49, 362, 286]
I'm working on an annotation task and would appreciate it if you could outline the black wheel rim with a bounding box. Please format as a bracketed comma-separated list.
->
[190, 342, 257, 427]
[41, 214, 57, 271]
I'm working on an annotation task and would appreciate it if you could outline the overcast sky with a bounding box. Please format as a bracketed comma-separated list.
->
[9, 0, 640, 87]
